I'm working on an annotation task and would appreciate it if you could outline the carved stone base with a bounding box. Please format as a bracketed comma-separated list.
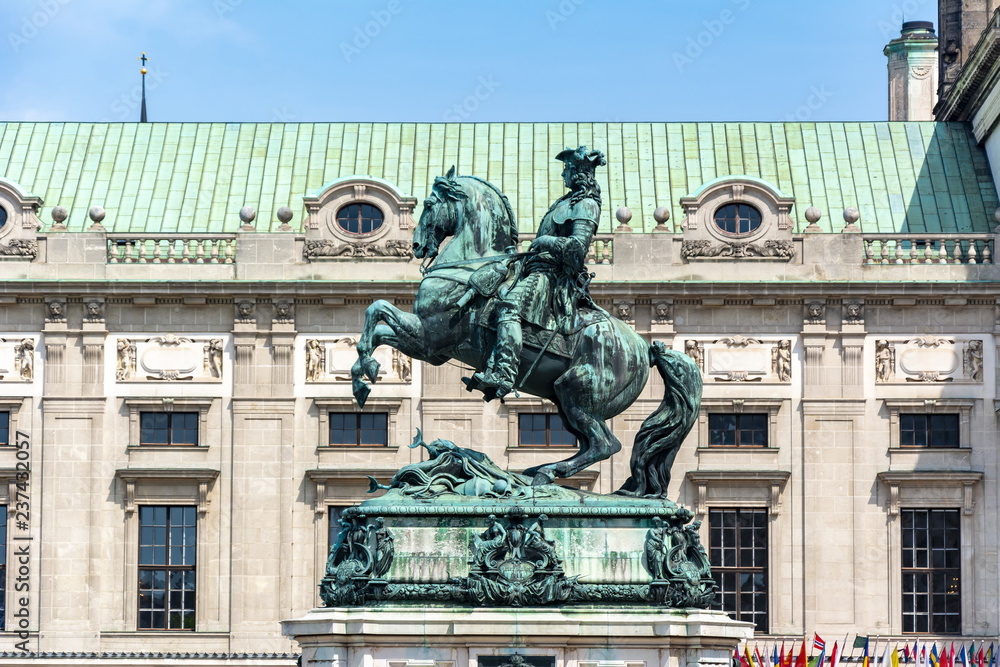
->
[282, 607, 751, 667]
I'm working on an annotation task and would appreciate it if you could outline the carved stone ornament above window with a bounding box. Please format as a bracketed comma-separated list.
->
[112, 334, 228, 383]
[0, 176, 42, 260]
[874, 336, 984, 384]
[302, 176, 418, 261]
[678, 176, 797, 263]
[302, 335, 411, 384]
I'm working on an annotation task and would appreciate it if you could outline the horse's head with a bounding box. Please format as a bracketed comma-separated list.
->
[413, 166, 518, 262]
[413, 166, 466, 260]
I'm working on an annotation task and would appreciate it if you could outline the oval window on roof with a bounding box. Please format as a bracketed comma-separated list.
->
[336, 203, 384, 235]
[0, 206, 6, 230]
[713, 203, 762, 236]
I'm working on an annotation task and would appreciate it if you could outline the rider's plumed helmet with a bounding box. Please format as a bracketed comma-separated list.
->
[555, 145, 607, 175]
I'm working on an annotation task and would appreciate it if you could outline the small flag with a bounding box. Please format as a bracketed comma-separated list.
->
[863, 637, 871, 667]
[815, 636, 828, 654]
[797, 641, 808, 667]
[960, 646, 969, 667]
[893, 646, 901, 667]
[830, 642, 840, 667]
[932, 644, 941, 667]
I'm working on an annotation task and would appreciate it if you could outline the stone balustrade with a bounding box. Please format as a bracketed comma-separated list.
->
[862, 234, 994, 264]
[107, 234, 238, 264]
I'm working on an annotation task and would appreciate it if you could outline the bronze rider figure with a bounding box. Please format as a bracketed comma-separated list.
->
[465, 146, 606, 401]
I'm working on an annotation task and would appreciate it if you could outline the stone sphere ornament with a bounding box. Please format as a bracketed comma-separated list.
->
[89, 206, 106, 223]
[805, 206, 822, 223]
[653, 207, 670, 224]
[239, 206, 257, 224]
[843, 207, 860, 224]
[51, 206, 68, 223]
[277, 206, 294, 224]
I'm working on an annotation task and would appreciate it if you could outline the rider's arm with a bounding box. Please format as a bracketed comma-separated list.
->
[551, 199, 600, 269]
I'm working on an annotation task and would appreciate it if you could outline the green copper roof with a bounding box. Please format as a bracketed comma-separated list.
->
[0, 122, 995, 234]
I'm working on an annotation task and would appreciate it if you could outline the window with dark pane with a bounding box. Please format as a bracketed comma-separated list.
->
[899, 414, 960, 448]
[138, 506, 196, 631]
[0, 507, 6, 628]
[327, 505, 350, 557]
[708, 413, 768, 447]
[0, 207, 6, 230]
[328, 412, 388, 446]
[901, 509, 961, 634]
[713, 203, 762, 235]
[518, 413, 577, 447]
[0, 411, 8, 446]
[139, 412, 199, 446]
[709, 508, 769, 633]
[336, 203, 384, 234]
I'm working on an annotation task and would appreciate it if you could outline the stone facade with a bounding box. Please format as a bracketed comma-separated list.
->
[0, 204, 998, 663]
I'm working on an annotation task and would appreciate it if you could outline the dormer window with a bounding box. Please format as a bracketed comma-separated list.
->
[336, 203, 384, 235]
[714, 203, 762, 236]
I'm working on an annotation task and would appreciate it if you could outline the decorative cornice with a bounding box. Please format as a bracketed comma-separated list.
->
[935, 9, 1000, 125]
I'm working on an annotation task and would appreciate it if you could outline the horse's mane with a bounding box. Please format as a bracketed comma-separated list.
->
[459, 175, 519, 250]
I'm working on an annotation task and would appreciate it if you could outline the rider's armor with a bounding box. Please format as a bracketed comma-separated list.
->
[471, 194, 600, 400]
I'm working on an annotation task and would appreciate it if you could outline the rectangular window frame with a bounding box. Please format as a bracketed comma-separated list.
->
[314, 398, 400, 449]
[877, 471, 980, 635]
[139, 412, 201, 446]
[137, 505, 197, 631]
[0, 399, 25, 447]
[900, 508, 962, 635]
[115, 468, 219, 633]
[707, 412, 770, 448]
[708, 507, 770, 633]
[517, 412, 578, 448]
[327, 411, 389, 447]
[697, 399, 783, 450]
[125, 398, 213, 448]
[884, 400, 973, 450]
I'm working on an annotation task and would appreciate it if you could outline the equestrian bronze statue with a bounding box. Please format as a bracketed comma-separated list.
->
[350, 147, 701, 497]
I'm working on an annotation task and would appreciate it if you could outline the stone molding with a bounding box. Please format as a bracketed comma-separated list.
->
[877, 470, 983, 516]
[114, 467, 220, 516]
[685, 470, 791, 517]
[678, 176, 797, 263]
[0, 176, 42, 260]
[303, 177, 418, 261]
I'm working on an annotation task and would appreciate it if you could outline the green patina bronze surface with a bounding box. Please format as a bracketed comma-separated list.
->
[351, 148, 702, 492]
[329, 149, 712, 609]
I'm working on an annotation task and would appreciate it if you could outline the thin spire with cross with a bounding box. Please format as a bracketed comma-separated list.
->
[138, 52, 148, 122]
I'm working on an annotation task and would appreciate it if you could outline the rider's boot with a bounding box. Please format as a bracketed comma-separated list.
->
[467, 316, 520, 401]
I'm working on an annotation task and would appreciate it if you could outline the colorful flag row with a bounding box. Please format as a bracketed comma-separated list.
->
[737, 637, 998, 667]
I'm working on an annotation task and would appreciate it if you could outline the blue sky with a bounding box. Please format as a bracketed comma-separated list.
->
[1, 0, 935, 123]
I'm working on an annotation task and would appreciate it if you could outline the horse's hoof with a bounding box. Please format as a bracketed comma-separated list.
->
[531, 468, 556, 486]
[362, 358, 381, 383]
[352, 378, 371, 408]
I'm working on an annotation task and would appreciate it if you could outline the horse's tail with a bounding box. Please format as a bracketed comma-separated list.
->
[616, 341, 702, 499]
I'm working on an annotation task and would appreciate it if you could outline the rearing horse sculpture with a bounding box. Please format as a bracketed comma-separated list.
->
[351, 168, 701, 497]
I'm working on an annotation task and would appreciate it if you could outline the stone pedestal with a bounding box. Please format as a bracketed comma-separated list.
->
[282, 606, 751, 667]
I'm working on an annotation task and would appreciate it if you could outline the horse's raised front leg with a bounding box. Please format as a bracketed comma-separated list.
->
[352, 300, 428, 407]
